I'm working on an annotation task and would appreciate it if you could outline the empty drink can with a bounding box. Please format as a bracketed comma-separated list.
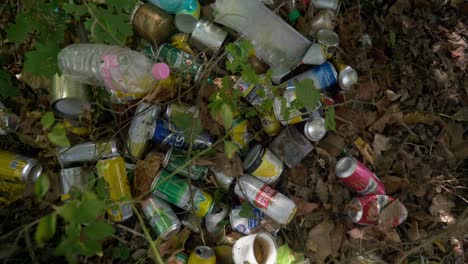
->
[308, 10, 336, 35]
[269, 126, 314, 168]
[243, 145, 284, 180]
[190, 18, 228, 55]
[302, 117, 327, 142]
[152, 119, 215, 150]
[58, 138, 119, 167]
[165, 102, 199, 122]
[163, 147, 208, 181]
[175, 0, 201, 33]
[347, 194, 394, 225]
[157, 43, 203, 81]
[0, 150, 42, 183]
[335, 156, 386, 195]
[130, 2, 176, 45]
[316, 29, 339, 58]
[229, 116, 255, 152]
[211, 168, 234, 191]
[230, 205, 265, 235]
[176, 252, 189, 264]
[311, 0, 340, 12]
[286, 61, 338, 93]
[96, 156, 133, 222]
[50, 73, 89, 120]
[151, 169, 214, 217]
[332, 61, 358, 91]
[188, 246, 216, 264]
[59, 167, 88, 202]
[0, 102, 19, 135]
[126, 102, 161, 160]
[141, 195, 181, 240]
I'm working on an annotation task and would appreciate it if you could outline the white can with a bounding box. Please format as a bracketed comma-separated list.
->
[232, 232, 278, 264]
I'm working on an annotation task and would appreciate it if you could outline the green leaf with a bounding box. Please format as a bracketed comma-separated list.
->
[277, 243, 306, 264]
[112, 242, 131, 261]
[35, 174, 50, 199]
[80, 238, 102, 257]
[96, 176, 108, 200]
[24, 43, 60, 77]
[280, 97, 289, 122]
[220, 103, 234, 131]
[48, 124, 70, 147]
[41, 112, 55, 129]
[62, 3, 88, 19]
[84, 5, 133, 45]
[295, 79, 321, 110]
[54, 232, 81, 262]
[83, 222, 115, 241]
[107, 0, 138, 13]
[56, 201, 78, 222]
[389, 31, 396, 47]
[242, 64, 260, 85]
[213, 190, 225, 203]
[35, 214, 57, 247]
[0, 70, 19, 100]
[74, 192, 106, 224]
[239, 201, 256, 218]
[325, 107, 336, 131]
[6, 15, 35, 43]
[224, 141, 237, 159]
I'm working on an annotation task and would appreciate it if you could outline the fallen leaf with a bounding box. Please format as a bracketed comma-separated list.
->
[347, 228, 365, 240]
[429, 194, 456, 224]
[384, 90, 401, 102]
[287, 164, 309, 185]
[208, 152, 243, 177]
[291, 197, 319, 216]
[152, 228, 191, 258]
[307, 221, 334, 262]
[315, 177, 329, 204]
[354, 137, 375, 165]
[134, 152, 162, 198]
[372, 134, 392, 157]
[451, 107, 468, 121]
[407, 221, 420, 241]
[381, 176, 409, 194]
[329, 223, 344, 257]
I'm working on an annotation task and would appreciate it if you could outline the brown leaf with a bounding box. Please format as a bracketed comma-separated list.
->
[207, 152, 243, 177]
[451, 107, 468, 121]
[407, 221, 421, 241]
[307, 221, 334, 262]
[315, 177, 329, 204]
[381, 175, 409, 194]
[134, 152, 163, 198]
[354, 137, 375, 165]
[329, 223, 344, 257]
[292, 196, 319, 216]
[384, 90, 401, 102]
[372, 134, 392, 157]
[193, 158, 216, 166]
[151, 228, 191, 259]
[378, 200, 408, 228]
[429, 194, 456, 224]
[287, 164, 308, 185]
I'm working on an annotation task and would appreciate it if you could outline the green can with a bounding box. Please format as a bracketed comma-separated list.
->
[150, 169, 214, 217]
[141, 195, 181, 240]
[175, 252, 189, 264]
[157, 43, 203, 81]
[163, 147, 208, 181]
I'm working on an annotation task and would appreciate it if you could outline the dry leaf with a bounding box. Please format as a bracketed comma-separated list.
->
[134, 152, 162, 198]
[287, 164, 309, 185]
[451, 107, 468, 121]
[378, 200, 408, 228]
[315, 177, 329, 204]
[407, 221, 421, 241]
[384, 90, 401, 101]
[329, 223, 344, 257]
[208, 152, 243, 177]
[429, 194, 456, 224]
[381, 176, 409, 194]
[354, 137, 375, 165]
[151, 228, 191, 259]
[347, 228, 365, 240]
[292, 196, 319, 216]
[307, 221, 334, 262]
[372, 134, 392, 157]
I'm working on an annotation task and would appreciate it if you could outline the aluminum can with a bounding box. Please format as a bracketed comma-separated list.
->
[311, 0, 340, 11]
[286, 61, 338, 93]
[0, 179, 25, 207]
[0, 102, 19, 135]
[269, 126, 314, 169]
[174, 0, 201, 33]
[232, 232, 277, 264]
[165, 103, 198, 122]
[316, 29, 340, 58]
[243, 145, 284, 181]
[332, 60, 358, 91]
[163, 147, 208, 181]
[190, 18, 228, 55]
[335, 156, 386, 195]
[125, 102, 161, 159]
[0, 150, 42, 183]
[347, 194, 394, 225]
[302, 43, 326, 65]
[96, 156, 133, 222]
[211, 168, 234, 191]
[182, 213, 202, 233]
[151, 169, 214, 217]
[308, 10, 336, 35]
[51, 73, 89, 120]
[233, 77, 274, 109]
[59, 167, 88, 202]
[188, 246, 216, 264]
[58, 138, 119, 167]
[130, 2, 176, 45]
[273, 89, 323, 126]
[259, 112, 282, 137]
[230, 205, 265, 235]
[141, 195, 181, 240]
[152, 119, 215, 150]
[229, 116, 255, 152]
[175, 252, 189, 264]
[234, 174, 296, 225]
[157, 43, 203, 81]
[302, 117, 327, 142]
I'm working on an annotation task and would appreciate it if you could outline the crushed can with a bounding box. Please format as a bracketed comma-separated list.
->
[230, 205, 265, 235]
[269, 126, 314, 168]
[141, 195, 181, 240]
[0, 102, 19, 135]
[163, 147, 208, 181]
[0, 150, 42, 183]
[347, 194, 395, 225]
[243, 145, 284, 182]
[59, 167, 89, 202]
[335, 156, 386, 195]
[152, 119, 215, 150]
[58, 138, 119, 167]
[188, 246, 216, 264]
[157, 43, 203, 81]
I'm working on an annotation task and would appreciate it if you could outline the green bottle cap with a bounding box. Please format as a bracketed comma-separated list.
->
[288, 9, 301, 23]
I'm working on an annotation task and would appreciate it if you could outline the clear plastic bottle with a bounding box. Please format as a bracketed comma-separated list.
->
[58, 44, 170, 95]
[148, 0, 198, 14]
[234, 174, 297, 225]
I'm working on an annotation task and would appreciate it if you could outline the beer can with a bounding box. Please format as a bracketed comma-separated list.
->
[59, 167, 89, 202]
[174, 0, 201, 33]
[152, 119, 215, 150]
[286, 61, 338, 93]
[232, 232, 277, 264]
[316, 29, 340, 58]
[141, 195, 181, 240]
[50, 73, 89, 120]
[230, 205, 265, 235]
[0, 102, 19, 135]
[182, 213, 202, 233]
[229, 116, 255, 152]
[58, 138, 119, 167]
[126, 102, 161, 159]
[151, 169, 214, 217]
[311, 0, 340, 11]
[335, 63, 358, 91]
[157, 43, 203, 81]
[303, 117, 326, 142]
[347, 194, 394, 225]
[233, 77, 274, 109]
[190, 18, 228, 55]
[273, 89, 323, 126]
[188, 246, 216, 264]
[0, 179, 25, 206]
[96, 156, 133, 222]
[243, 145, 284, 181]
[130, 2, 176, 45]
[269, 126, 314, 169]
[163, 147, 208, 181]
[175, 252, 189, 264]
[335, 156, 386, 195]
[0, 150, 42, 183]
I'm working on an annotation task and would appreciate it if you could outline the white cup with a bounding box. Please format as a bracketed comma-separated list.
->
[232, 232, 278, 264]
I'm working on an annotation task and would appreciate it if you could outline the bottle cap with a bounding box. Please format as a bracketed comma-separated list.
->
[288, 9, 301, 23]
[151, 63, 170, 80]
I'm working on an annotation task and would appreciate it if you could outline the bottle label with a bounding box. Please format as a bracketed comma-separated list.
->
[254, 184, 278, 209]
[100, 54, 125, 92]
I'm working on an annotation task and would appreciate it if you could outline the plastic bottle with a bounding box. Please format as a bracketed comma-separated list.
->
[58, 44, 170, 95]
[234, 174, 297, 225]
[148, 0, 198, 14]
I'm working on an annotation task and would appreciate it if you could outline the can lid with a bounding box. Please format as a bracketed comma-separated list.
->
[51, 73, 89, 119]
[338, 66, 358, 91]
[335, 156, 358, 178]
[304, 117, 326, 142]
[22, 159, 43, 182]
[243, 144, 262, 172]
[163, 147, 173, 167]
[317, 29, 340, 47]
[152, 63, 170, 80]
[193, 246, 215, 259]
[347, 197, 363, 223]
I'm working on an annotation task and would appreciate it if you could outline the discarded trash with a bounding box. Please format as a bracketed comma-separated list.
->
[141, 195, 181, 240]
[232, 232, 278, 264]
[57, 138, 118, 167]
[335, 156, 386, 195]
[162, 147, 208, 181]
[347, 194, 408, 227]
[190, 18, 228, 55]
[152, 119, 215, 150]
[302, 117, 327, 142]
[205, 203, 229, 233]
[269, 126, 314, 168]
[243, 145, 284, 181]
[157, 43, 203, 81]
[211, 168, 235, 191]
[182, 213, 203, 233]
[316, 29, 340, 58]
[230, 205, 265, 235]
[0, 150, 42, 183]
[308, 10, 336, 36]
[131, 2, 176, 45]
[59, 167, 88, 202]
[0, 102, 19, 135]
[0, 179, 25, 206]
[311, 0, 340, 12]
[188, 246, 216, 264]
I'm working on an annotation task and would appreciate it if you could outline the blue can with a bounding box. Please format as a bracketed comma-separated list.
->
[286, 61, 338, 92]
[152, 119, 215, 150]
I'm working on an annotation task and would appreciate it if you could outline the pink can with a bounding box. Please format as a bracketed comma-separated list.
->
[335, 156, 386, 195]
[347, 194, 394, 225]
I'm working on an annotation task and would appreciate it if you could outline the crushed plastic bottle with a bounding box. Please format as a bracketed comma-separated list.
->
[58, 44, 170, 96]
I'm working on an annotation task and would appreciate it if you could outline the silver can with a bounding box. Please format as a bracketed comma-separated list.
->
[141, 195, 181, 240]
[190, 18, 228, 55]
[125, 102, 161, 159]
[316, 29, 340, 58]
[50, 73, 90, 120]
[230, 205, 265, 235]
[309, 10, 336, 35]
[0, 102, 19, 135]
[57, 138, 118, 167]
[269, 126, 314, 169]
[303, 117, 326, 142]
[311, 0, 340, 12]
[338, 65, 358, 91]
[182, 213, 202, 233]
[59, 167, 89, 201]
[205, 203, 229, 233]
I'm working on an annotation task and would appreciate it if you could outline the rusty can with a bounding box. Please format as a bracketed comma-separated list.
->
[130, 2, 176, 45]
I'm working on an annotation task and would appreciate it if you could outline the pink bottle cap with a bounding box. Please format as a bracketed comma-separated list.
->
[151, 63, 170, 80]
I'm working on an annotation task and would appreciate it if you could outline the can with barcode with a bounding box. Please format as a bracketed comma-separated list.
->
[347, 194, 395, 225]
[163, 147, 208, 181]
[141, 195, 181, 240]
[335, 156, 386, 195]
[126, 102, 161, 159]
[151, 169, 214, 217]
[188, 246, 216, 264]
[230, 205, 265, 235]
[59, 167, 89, 202]
[58, 138, 119, 167]
[157, 43, 203, 81]
[152, 119, 215, 150]
[96, 156, 133, 222]
[0, 150, 42, 183]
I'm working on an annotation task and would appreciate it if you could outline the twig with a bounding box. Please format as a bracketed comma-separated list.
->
[115, 224, 146, 239]
[23, 226, 38, 264]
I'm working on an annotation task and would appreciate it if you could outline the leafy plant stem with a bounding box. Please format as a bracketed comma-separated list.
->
[24, 226, 39, 264]
[131, 204, 164, 264]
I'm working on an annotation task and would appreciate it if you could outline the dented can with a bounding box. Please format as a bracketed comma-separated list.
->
[58, 138, 119, 167]
[0, 150, 42, 183]
[188, 246, 216, 264]
[243, 145, 284, 181]
[347, 194, 394, 225]
[126, 102, 161, 159]
[141, 195, 181, 240]
[163, 147, 208, 181]
[308, 10, 336, 35]
[60, 167, 89, 202]
[230, 205, 265, 235]
[96, 156, 133, 222]
[335, 156, 386, 195]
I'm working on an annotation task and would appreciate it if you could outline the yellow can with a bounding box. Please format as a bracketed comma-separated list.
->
[188, 246, 216, 264]
[0, 150, 42, 183]
[0, 179, 25, 207]
[243, 145, 284, 179]
[260, 112, 281, 137]
[229, 116, 254, 150]
[96, 156, 133, 222]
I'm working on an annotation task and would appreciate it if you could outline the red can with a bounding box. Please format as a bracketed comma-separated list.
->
[347, 194, 394, 225]
[335, 156, 385, 195]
